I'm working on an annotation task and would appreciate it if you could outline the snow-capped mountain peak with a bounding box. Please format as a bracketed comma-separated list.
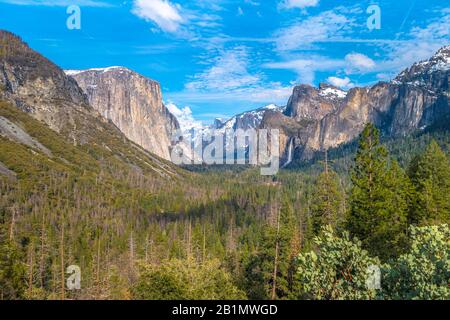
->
[393, 45, 450, 84]
[65, 66, 129, 76]
[318, 83, 347, 99]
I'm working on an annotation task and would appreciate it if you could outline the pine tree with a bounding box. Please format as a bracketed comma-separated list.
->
[310, 153, 345, 235]
[0, 224, 26, 299]
[373, 160, 411, 257]
[244, 197, 297, 299]
[347, 124, 410, 260]
[408, 140, 450, 224]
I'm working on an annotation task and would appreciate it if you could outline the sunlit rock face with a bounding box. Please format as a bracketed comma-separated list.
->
[0, 30, 101, 144]
[285, 83, 346, 122]
[0, 31, 89, 130]
[66, 67, 179, 160]
[263, 46, 450, 162]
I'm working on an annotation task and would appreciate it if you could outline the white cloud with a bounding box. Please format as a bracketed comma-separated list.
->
[166, 102, 203, 132]
[244, 0, 260, 6]
[247, 83, 293, 101]
[264, 56, 346, 84]
[132, 0, 184, 33]
[177, 46, 292, 105]
[279, 0, 319, 9]
[374, 13, 450, 76]
[169, 84, 292, 105]
[327, 76, 354, 89]
[345, 53, 375, 71]
[131, 0, 224, 37]
[186, 46, 261, 91]
[274, 10, 352, 51]
[264, 53, 377, 84]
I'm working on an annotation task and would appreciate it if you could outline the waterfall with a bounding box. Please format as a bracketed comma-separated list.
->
[282, 138, 294, 168]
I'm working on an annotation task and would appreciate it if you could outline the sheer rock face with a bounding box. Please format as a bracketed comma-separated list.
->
[67, 67, 179, 160]
[285, 83, 346, 122]
[265, 46, 450, 162]
[0, 30, 180, 177]
[0, 31, 91, 136]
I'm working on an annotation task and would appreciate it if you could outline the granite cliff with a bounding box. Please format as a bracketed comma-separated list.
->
[66, 67, 179, 160]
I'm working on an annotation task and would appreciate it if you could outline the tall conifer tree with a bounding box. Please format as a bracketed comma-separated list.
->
[311, 152, 345, 234]
[244, 197, 297, 299]
[347, 124, 409, 260]
[408, 140, 450, 224]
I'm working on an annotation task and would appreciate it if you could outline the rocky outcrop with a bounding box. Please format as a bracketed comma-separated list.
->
[318, 47, 449, 150]
[263, 45, 450, 163]
[216, 104, 284, 132]
[213, 118, 225, 129]
[0, 30, 91, 138]
[66, 67, 179, 160]
[0, 30, 181, 177]
[285, 83, 345, 121]
[0, 115, 52, 156]
[0, 160, 16, 180]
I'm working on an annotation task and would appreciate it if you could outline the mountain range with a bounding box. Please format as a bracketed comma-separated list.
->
[0, 30, 181, 179]
[208, 46, 450, 165]
[0, 29, 449, 170]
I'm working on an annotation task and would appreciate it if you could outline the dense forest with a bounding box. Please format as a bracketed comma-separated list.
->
[0, 101, 449, 300]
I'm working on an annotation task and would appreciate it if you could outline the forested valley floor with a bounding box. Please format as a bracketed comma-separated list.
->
[0, 102, 449, 300]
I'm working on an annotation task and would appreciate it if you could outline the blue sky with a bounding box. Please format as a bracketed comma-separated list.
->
[0, 0, 449, 124]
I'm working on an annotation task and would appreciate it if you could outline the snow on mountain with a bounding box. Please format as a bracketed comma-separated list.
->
[319, 87, 347, 99]
[65, 66, 128, 76]
[216, 104, 285, 133]
[393, 45, 450, 84]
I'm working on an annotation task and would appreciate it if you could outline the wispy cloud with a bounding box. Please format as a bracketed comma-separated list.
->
[264, 56, 346, 84]
[371, 11, 450, 79]
[170, 46, 292, 106]
[169, 85, 292, 105]
[274, 10, 354, 51]
[264, 51, 376, 85]
[263, 4, 450, 86]
[185, 46, 260, 91]
[279, 0, 319, 10]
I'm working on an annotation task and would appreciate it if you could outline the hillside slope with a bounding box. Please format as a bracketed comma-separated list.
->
[0, 30, 181, 179]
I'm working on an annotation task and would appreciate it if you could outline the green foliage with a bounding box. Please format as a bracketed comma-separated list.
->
[107, 266, 131, 300]
[132, 258, 246, 300]
[0, 101, 448, 300]
[295, 224, 449, 300]
[294, 226, 379, 300]
[311, 168, 345, 235]
[0, 30, 61, 80]
[408, 140, 450, 224]
[381, 224, 449, 300]
[347, 124, 410, 260]
[244, 198, 299, 299]
[0, 239, 27, 299]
